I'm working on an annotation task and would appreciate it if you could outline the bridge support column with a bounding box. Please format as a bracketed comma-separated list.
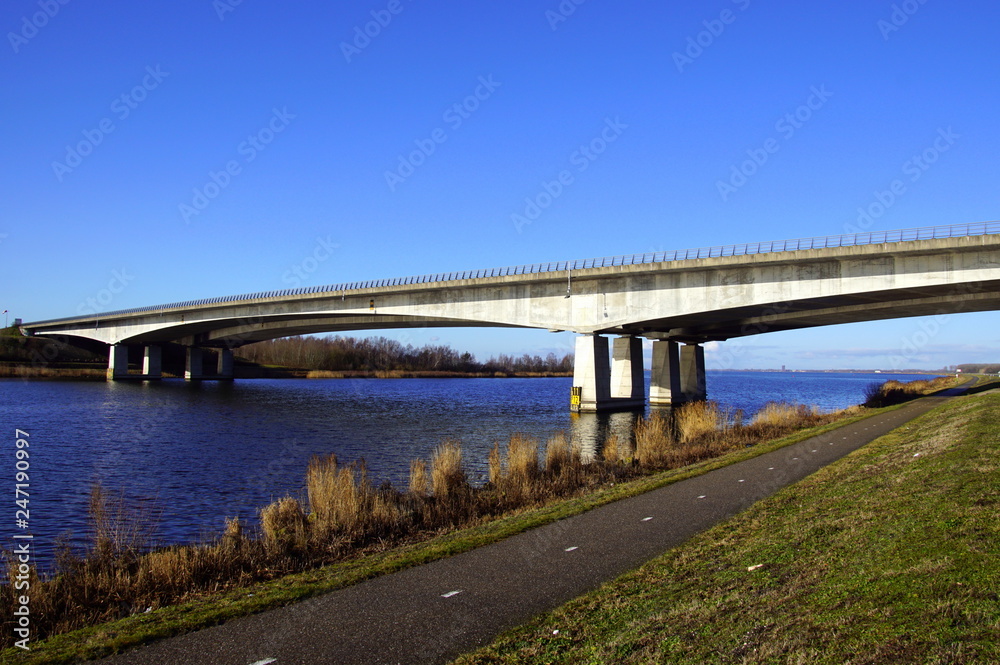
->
[185, 347, 203, 380]
[649, 340, 681, 406]
[217, 348, 234, 379]
[610, 336, 645, 407]
[107, 344, 130, 380]
[680, 343, 707, 402]
[571, 335, 611, 412]
[142, 345, 162, 379]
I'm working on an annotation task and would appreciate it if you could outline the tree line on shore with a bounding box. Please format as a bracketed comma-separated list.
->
[234, 334, 574, 374]
[955, 363, 1000, 374]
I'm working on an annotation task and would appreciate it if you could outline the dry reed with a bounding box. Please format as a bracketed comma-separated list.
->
[634, 412, 673, 468]
[544, 432, 572, 475]
[409, 459, 429, 496]
[431, 439, 467, 499]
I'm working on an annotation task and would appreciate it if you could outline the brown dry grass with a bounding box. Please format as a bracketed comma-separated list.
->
[676, 401, 728, 443]
[0, 365, 107, 379]
[863, 376, 955, 407]
[408, 459, 429, 496]
[431, 439, 468, 499]
[545, 432, 573, 475]
[634, 412, 673, 467]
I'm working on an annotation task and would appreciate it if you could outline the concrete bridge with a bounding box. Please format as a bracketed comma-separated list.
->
[21, 222, 1000, 411]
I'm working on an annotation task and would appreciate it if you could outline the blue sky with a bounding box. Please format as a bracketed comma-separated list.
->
[2, 0, 998, 370]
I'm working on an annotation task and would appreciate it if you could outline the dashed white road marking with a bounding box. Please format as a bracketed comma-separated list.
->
[565, 546, 579, 552]
[738, 479, 745, 483]
[768, 467, 775, 470]
[442, 590, 462, 598]
[697, 495, 706, 499]
[641, 516, 653, 522]
[249, 659, 278, 665]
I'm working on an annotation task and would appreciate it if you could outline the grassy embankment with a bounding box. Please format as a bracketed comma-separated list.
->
[455, 386, 999, 664]
[0, 328, 107, 379]
[0, 377, 957, 663]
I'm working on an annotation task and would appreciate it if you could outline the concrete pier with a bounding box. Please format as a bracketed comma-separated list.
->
[649, 340, 707, 407]
[610, 336, 645, 407]
[185, 347, 203, 380]
[107, 344, 130, 380]
[680, 343, 707, 402]
[217, 348, 234, 379]
[572, 334, 645, 412]
[572, 335, 611, 412]
[650, 340, 680, 407]
[143, 345, 162, 379]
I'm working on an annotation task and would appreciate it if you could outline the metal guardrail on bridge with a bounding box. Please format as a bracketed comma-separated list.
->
[27, 221, 1000, 325]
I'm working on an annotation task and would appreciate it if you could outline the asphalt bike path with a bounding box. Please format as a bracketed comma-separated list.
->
[92, 389, 966, 665]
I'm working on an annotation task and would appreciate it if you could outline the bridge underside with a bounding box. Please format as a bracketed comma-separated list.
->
[614, 282, 1000, 341]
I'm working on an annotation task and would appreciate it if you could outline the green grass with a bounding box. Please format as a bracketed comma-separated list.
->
[454, 392, 1000, 664]
[0, 407, 893, 664]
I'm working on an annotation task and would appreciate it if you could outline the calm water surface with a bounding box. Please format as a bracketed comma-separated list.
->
[0, 371, 934, 569]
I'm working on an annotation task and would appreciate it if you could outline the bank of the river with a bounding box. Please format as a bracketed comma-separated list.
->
[0, 363, 572, 380]
[0, 385, 956, 665]
[455, 387, 1000, 664]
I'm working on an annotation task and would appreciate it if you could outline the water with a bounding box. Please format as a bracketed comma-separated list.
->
[0, 371, 934, 569]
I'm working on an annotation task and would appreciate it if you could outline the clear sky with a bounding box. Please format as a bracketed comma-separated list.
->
[2, 0, 998, 370]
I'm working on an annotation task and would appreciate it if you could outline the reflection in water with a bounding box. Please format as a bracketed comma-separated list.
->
[567, 410, 645, 461]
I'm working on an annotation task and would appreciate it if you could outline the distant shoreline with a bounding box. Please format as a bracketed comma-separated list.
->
[706, 368, 950, 375]
[0, 363, 573, 380]
[0, 362, 951, 381]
